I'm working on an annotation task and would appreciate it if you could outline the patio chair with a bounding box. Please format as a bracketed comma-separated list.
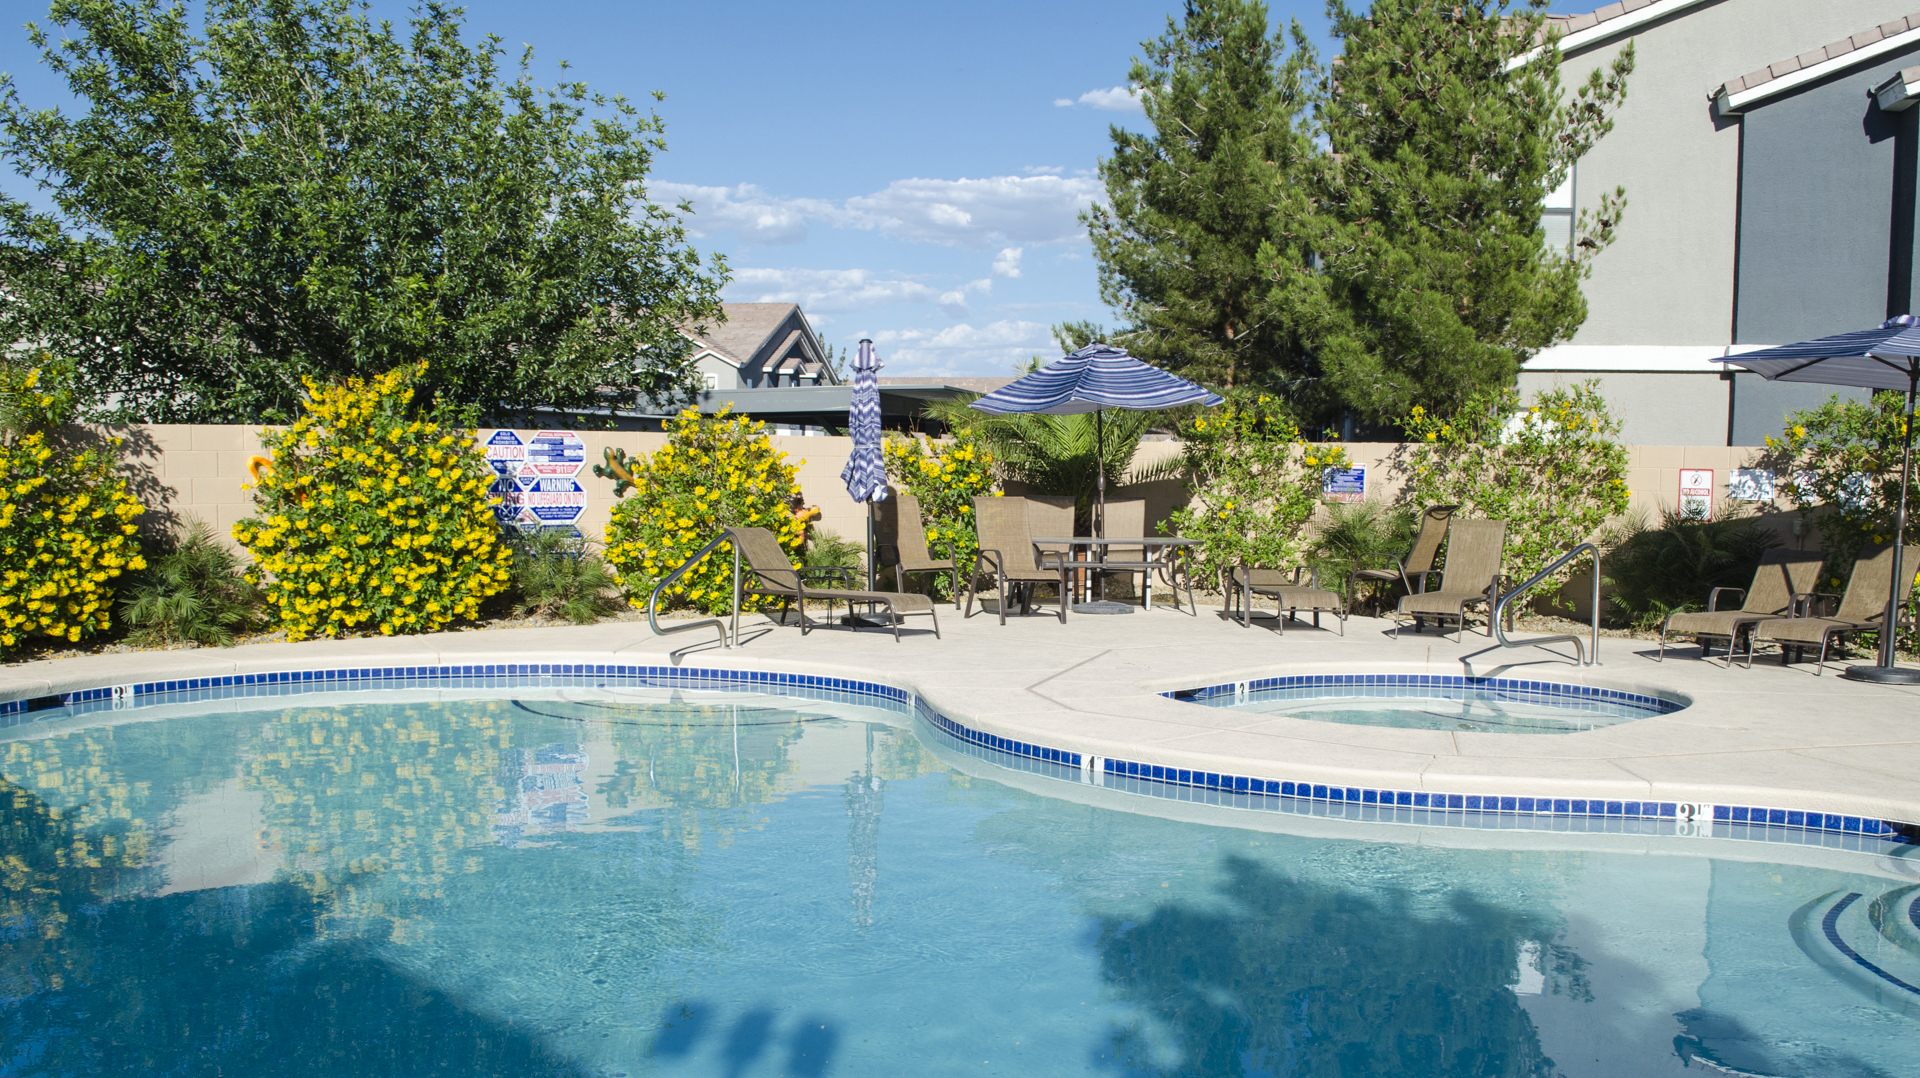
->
[1746, 543, 1920, 674]
[1656, 547, 1827, 664]
[727, 526, 939, 641]
[1347, 504, 1456, 616]
[1392, 519, 1507, 642]
[1228, 564, 1345, 635]
[1091, 499, 1183, 611]
[965, 495, 1072, 624]
[876, 492, 960, 609]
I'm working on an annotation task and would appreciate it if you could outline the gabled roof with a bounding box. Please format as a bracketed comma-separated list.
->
[684, 303, 809, 367]
[1712, 12, 1920, 115]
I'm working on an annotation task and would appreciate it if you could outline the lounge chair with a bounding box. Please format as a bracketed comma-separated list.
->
[876, 492, 960, 608]
[1392, 519, 1507, 642]
[1348, 504, 1456, 616]
[965, 495, 1072, 624]
[1656, 547, 1827, 664]
[1228, 565, 1345, 635]
[1747, 543, 1920, 674]
[726, 526, 939, 641]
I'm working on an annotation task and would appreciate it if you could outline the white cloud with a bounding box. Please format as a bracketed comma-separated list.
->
[724, 267, 940, 311]
[654, 174, 1099, 250]
[1022, 165, 1064, 175]
[991, 247, 1023, 278]
[871, 319, 1055, 376]
[1055, 86, 1143, 112]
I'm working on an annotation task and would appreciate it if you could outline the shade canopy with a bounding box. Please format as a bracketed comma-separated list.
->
[970, 343, 1224, 416]
[1713, 314, 1920, 390]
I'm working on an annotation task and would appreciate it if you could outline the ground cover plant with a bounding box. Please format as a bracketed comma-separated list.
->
[1400, 382, 1630, 589]
[119, 519, 262, 646]
[0, 359, 146, 654]
[1166, 393, 1348, 590]
[880, 431, 996, 596]
[232, 363, 510, 640]
[602, 407, 805, 616]
[1600, 509, 1779, 633]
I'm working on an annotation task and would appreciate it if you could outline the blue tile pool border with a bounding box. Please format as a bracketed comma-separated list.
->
[1166, 671, 1686, 717]
[4, 663, 1908, 851]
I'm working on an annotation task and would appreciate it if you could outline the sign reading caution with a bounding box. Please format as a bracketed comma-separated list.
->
[477, 429, 588, 529]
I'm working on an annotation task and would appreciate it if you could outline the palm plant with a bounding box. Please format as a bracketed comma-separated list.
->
[1601, 507, 1780, 632]
[506, 528, 623, 624]
[119, 520, 263, 646]
[925, 397, 1182, 528]
[1308, 501, 1416, 608]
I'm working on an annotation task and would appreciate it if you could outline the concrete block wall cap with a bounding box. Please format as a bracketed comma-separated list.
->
[1622, 0, 1651, 11]
[1592, 2, 1626, 21]
[1853, 26, 1885, 50]
[1566, 12, 1598, 32]
[1739, 66, 1771, 89]
[1886, 18, 1916, 38]
[1825, 38, 1856, 60]
[1770, 57, 1802, 79]
[1795, 49, 1826, 70]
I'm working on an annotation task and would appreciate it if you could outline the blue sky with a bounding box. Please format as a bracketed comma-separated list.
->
[0, 1, 1597, 378]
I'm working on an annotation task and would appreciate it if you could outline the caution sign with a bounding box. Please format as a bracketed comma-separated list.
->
[481, 430, 527, 477]
[517, 477, 587, 525]
[527, 430, 586, 474]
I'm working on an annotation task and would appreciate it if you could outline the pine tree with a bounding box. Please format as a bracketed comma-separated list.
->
[1309, 0, 1633, 421]
[1083, 0, 1329, 399]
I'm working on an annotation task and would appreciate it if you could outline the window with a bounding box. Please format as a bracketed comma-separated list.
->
[703, 371, 719, 390]
[1540, 168, 1575, 255]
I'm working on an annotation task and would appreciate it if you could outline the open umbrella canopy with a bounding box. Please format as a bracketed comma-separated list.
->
[970, 343, 1223, 416]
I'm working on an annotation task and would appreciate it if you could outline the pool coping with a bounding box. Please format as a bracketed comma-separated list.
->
[4, 654, 1913, 852]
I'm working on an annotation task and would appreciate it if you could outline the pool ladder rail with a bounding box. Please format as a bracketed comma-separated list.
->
[647, 532, 741, 654]
[1484, 542, 1601, 666]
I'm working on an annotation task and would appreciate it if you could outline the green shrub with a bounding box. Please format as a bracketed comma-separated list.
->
[503, 529, 622, 624]
[1601, 508, 1779, 632]
[802, 529, 865, 574]
[119, 520, 263, 646]
[881, 430, 996, 595]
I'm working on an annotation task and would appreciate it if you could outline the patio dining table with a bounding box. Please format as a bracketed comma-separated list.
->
[1032, 535, 1197, 613]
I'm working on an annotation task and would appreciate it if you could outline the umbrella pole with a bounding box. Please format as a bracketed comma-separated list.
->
[1847, 366, 1919, 683]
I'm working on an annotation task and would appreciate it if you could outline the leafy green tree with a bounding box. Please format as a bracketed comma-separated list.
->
[1083, 0, 1328, 398]
[1312, 0, 1634, 420]
[0, 0, 724, 423]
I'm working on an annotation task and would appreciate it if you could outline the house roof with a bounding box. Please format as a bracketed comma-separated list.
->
[1506, 0, 1715, 70]
[1712, 12, 1920, 114]
[685, 303, 808, 367]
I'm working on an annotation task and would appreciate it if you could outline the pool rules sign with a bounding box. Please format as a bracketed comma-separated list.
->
[476, 429, 588, 530]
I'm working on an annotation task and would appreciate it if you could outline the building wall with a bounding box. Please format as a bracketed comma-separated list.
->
[1518, 370, 1731, 445]
[1564, 0, 1899, 349]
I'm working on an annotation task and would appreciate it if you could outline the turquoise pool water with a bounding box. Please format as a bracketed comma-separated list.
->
[1177, 676, 1679, 734]
[2, 684, 1915, 1077]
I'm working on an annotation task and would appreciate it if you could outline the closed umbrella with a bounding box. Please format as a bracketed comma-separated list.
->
[1716, 315, 1920, 684]
[840, 338, 889, 590]
[971, 342, 1223, 611]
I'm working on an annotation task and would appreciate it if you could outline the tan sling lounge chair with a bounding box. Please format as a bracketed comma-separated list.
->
[877, 492, 960, 608]
[1348, 504, 1456, 616]
[965, 495, 1072, 624]
[1657, 547, 1827, 664]
[1393, 519, 1507, 641]
[727, 526, 939, 641]
[1228, 565, 1345, 635]
[1747, 543, 1920, 674]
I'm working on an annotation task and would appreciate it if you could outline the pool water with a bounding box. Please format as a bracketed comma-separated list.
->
[2, 686, 1915, 1077]
[1180, 679, 1678, 734]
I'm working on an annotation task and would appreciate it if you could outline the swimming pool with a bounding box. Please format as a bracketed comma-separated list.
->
[2, 670, 1915, 1077]
[1171, 673, 1685, 735]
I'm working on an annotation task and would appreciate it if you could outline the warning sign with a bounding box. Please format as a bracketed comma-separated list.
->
[527, 430, 586, 473]
[1322, 465, 1366, 504]
[481, 430, 526, 477]
[517, 477, 587, 525]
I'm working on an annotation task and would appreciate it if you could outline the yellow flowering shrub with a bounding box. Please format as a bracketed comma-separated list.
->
[232, 363, 510, 640]
[0, 361, 146, 653]
[603, 407, 805, 615]
[881, 431, 996, 596]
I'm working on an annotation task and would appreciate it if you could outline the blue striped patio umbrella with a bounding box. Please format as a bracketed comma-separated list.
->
[971, 342, 1223, 535]
[1716, 315, 1920, 684]
[840, 338, 889, 588]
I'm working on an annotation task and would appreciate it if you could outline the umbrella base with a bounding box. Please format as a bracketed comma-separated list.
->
[1071, 600, 1136, 615]
[1841, 663, 1920, 685]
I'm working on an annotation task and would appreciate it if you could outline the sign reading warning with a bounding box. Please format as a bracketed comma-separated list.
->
[517, 477, 587, 525]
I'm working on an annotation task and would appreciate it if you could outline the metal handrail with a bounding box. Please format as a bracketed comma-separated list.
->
[648, 532, 740, 652]
[1489, 542, 1600, 666]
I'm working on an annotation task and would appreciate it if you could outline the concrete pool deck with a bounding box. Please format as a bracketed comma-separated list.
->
[4, 601, 1918, 826]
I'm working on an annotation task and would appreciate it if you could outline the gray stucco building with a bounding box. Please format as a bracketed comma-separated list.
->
[1520, 0, 1917, 444]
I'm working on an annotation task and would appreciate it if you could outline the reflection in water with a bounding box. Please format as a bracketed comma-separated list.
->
[845, 726, 883, 929]
[1093, 854, 1565, 1077]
